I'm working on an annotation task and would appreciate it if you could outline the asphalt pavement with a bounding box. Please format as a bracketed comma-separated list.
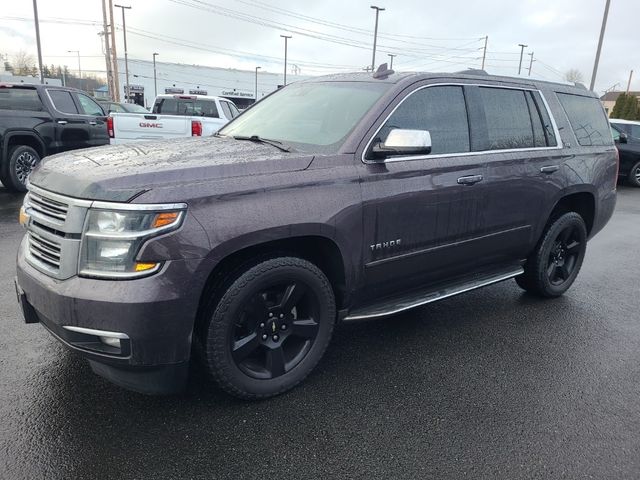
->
[1, 184, 639, 480]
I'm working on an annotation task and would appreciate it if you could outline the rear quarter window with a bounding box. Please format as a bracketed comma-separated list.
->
[557, 93, 612, 146]
[0, 87, 44, 111]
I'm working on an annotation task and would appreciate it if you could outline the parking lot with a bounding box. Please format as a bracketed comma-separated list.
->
[0, 185, 639, 479]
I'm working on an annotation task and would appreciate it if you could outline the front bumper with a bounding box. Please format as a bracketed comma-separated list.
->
[16, 237, 205, 394]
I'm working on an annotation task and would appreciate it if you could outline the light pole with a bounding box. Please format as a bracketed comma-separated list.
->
[370, 6, 385, 71]
[68, 50, 81, 90]
[517, 43, 528, 75]
[255, 66, 261, 103]
[115, 4, 131, 102]
[32, 0, 44, 84]
[388, 54, 396, 69]
[152, 52, 159, 98]
[280, 35, 292, 86]
[589, 0, 611, 91]
[527, 52, 534, 76]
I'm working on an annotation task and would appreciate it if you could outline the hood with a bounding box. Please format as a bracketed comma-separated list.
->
[29, 136, 314, 201]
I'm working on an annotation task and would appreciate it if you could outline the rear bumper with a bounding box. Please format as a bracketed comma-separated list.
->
[16, 237, 205, 394]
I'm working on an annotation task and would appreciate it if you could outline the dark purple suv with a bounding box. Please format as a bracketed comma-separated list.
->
[15, 69, 617, 398]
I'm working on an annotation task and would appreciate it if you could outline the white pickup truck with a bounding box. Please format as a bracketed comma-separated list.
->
[108, 94, 240, 144]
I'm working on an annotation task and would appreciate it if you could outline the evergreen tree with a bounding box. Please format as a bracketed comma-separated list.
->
[611, 93, 627, 118]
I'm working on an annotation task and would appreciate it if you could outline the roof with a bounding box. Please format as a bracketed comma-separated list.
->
[609, 118, 640, 125]
[600, 91, 640, 101]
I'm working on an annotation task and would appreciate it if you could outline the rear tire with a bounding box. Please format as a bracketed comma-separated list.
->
[2, 145, 41, 193]
[516, 212, 587, 298]
[628, 161, 640, 188]
[203, 257, 335, 400]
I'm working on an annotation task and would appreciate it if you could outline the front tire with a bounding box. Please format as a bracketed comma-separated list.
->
[628, 160, 640, 188]
[516, 212, 587, 298]
[204, 257, 335, 400]
[3, 145, 41, 193]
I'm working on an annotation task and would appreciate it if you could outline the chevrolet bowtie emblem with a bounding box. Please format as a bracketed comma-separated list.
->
[272, 322, 276, 332]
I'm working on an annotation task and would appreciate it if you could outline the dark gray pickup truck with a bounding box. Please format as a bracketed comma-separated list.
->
[16, 68, 617, 399]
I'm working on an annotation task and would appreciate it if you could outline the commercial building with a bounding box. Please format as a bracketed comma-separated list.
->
[116, 58, 308, 109]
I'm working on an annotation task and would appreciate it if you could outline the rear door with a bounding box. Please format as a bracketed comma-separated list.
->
[358, 84, 487, 299]
[46, 89, 92, 151]
[74, 92, 109, 147]
[471, 85, 566, 263]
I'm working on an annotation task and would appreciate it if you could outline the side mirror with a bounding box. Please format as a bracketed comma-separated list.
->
[371, 129, 432, 159]
[619, 132, 628, 144]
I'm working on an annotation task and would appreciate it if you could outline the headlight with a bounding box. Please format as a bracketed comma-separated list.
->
[79, 206, 185, 279]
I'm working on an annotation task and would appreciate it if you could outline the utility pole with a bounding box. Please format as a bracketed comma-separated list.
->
[388, 54, 396, 69]
[626, 70, 634, 94]
[153, 52, 159, 98]
[68, 50, 81, 90]
[255, 66, 261, 103]
[108, 0, 120, 101]
[481, 35, 488, 70]
[370, 6, 385, 71]
[101, 0, 113, 99]
[589, 0, 611, 91]
[280, 35, 292, 86]
[527, 52, 534, 76]
[32, 0, 44, 84]
[115, 4, 131, 102]
[517, 43, 528, 75]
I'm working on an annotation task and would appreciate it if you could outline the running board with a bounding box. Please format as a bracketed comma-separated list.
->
[343, 266, 524, 322]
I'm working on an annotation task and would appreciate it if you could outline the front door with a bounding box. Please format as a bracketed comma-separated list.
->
[75, 93, 110, 147]
[358, 84, 487, 300]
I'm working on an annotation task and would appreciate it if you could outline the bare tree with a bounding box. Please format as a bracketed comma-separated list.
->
[565, 68, 585, 84]
[12, 50, 37, 76]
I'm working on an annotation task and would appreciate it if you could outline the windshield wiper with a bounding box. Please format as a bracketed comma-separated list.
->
[232, 135, 292, 153]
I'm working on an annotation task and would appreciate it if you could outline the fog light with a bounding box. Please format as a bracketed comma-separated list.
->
[100, 336, 121, 348]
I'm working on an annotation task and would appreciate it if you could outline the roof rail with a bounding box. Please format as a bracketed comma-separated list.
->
[373, 63, 394, 79]
[455, 69, 489, 75]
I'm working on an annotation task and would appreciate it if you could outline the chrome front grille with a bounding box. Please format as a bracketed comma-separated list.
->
[27, 190, 69, 223]
[27, 232, 62, 272]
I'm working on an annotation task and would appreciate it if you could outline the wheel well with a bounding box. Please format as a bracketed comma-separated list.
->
[6, 135, 45, 160]
[550, 192, 595, 235]
[194, 236, 347, 338]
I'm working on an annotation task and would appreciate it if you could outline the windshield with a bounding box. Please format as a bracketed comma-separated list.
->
[124, 103, 149, 113]
[219, 81, 389, 153]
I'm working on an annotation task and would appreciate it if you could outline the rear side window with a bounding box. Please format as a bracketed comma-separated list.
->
[378, 85, 470, 155]
[48, 90, 79, 114]
[479, 87, 534, 150]
[557, 93, 611, 146]
[0, 87, 43, 111]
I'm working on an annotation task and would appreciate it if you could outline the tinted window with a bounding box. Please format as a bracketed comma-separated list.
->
[77, 94, 104, 116]
[219, 101, 233, 120]
[0, 87, 43, 111]
[48, 90, 78, 114]
[122, 103, 149, 113]
[610, 126, 621, 141]
[479, 87, 534, 150]
[378, 86, 470, 155]
[154, 98, 219, 118]
[625, 123, 640, 139]
[557, 93, 612, 146]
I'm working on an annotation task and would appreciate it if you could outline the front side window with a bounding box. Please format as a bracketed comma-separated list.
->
[611, 126, 621, 141]
[377, 85, 470, 155]
[77, 94, 104, 116]
[219, 101, 233, 120]
[220, 81, 390, 154]
[479, 87, 535, 150]
[48, 90, 78, 114]
[557, 93, 612, 147]
[626, 123, 640, 140]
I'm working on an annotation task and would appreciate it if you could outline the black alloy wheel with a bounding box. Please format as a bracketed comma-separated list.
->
[4, 145, 41, 192]
[204, 257, 335, 399]
[516, 212, 587, 298]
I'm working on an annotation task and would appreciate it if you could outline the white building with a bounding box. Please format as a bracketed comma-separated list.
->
[116, 58, 308, 109]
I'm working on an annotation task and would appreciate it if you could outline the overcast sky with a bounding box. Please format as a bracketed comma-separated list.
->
[1, 0, 638, 94]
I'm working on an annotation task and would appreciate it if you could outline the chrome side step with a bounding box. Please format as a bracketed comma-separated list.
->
[343, 266, 524, 321]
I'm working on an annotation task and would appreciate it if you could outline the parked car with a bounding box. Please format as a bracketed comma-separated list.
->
[16, 68, 617, 399]
[610, 120, 640, 187]
[108, 94, 239, 144]
[98, 100, 149, 114]
[0, 83, 109, 192]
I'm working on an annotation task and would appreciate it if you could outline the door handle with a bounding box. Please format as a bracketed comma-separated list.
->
[540, 165, 559, 174]
[89, 121, 98, 125]
[457, 174, 483, 185]
[57, 120, 68, 125]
